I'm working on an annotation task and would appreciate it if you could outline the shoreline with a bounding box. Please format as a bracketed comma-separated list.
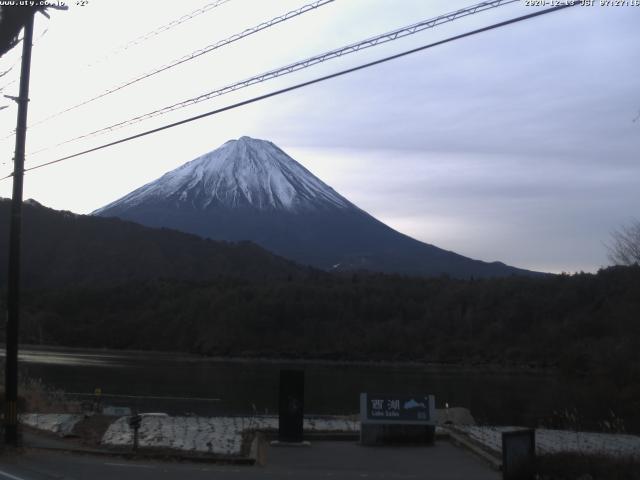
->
[2, 343, 559, 376]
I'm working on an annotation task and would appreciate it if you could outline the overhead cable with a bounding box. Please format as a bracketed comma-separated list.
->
[23, 0, 335, 132]
[86, 0, 234, 68]
[0, 28, 48, 95]
[33, 0, 521, 153]
[0, 3, 578, 182]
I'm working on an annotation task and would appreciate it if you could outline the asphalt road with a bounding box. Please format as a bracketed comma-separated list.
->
[0, 441, 499, 480]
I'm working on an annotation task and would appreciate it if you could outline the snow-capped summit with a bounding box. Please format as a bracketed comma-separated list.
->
[95, 137, 537, 278]
[94, 136, 352, 215]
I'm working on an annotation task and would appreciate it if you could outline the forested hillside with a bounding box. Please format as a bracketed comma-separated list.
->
[2, 199, 638, 384]
[0, 199, 304, 288]
[7, 266, 639, 384]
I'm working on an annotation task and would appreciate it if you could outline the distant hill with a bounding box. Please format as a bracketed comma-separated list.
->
[1, 195, 639, 434]
[94, 136, 540, 278]
[0, 198, 303, 289]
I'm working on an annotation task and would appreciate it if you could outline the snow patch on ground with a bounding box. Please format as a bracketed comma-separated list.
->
[24, 413, 637, 460]
[101, 415, 359, 456]
[20, 413, 84, 437]
[456, 426, 640, 458]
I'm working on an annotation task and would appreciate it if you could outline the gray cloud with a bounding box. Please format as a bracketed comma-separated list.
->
[257, 5, 640, 272]
[2, 1, 637, 274]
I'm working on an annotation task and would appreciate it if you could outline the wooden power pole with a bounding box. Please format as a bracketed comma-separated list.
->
[4, 10, 35, 447]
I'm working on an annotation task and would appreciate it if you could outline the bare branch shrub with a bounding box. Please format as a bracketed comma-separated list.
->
[607, 220, 640, 266]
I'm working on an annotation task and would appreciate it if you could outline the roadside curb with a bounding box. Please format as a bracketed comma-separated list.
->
[22, 430, 358, 466]
[441, 427, 502, 471]
[24, 443, 258, 465]
[22, 424, 492, 468]
[22, 423, 259, 465]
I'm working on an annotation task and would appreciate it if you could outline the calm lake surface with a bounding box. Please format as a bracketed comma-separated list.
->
[7, 345, 630, 430]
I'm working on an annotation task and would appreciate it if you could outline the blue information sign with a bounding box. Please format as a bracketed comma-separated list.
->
[360, 393, 435, 425]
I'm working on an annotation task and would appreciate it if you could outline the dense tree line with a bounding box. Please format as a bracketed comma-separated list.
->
[2, 199, 640, 431]
[4, 266, 638, 384]
[1, 200, 639, 392]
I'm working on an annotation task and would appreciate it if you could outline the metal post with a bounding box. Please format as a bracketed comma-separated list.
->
[4, 11, 35, 446]
[133, 423, 139, 452]
[129, 408, 141, 453]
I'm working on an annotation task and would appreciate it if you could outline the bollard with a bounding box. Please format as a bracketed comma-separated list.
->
[502, 429, 536, 480]
[278, 370, 305, 443]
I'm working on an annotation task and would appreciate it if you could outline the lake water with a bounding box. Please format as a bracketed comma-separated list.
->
[6, 346, 634, 432]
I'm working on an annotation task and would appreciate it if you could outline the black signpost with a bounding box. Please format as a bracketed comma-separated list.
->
[360, 393, 436, 445]
[278, 370, 305, 443]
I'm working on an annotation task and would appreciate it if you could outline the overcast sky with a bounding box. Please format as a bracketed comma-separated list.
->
[0, 0, 638, 274]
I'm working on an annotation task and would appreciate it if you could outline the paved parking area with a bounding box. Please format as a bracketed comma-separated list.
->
[0, 440, 499, 480]
[266, 441, 499, 479]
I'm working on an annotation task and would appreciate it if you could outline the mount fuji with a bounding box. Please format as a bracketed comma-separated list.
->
[94, 136, 535, 278]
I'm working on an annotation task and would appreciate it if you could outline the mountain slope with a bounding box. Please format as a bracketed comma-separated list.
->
[0, 199, 303, 289]
[95, 137, 352, 213]
[94, 136, 537, 278]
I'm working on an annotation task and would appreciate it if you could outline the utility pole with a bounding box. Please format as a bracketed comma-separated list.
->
[4, 10, 35, 447]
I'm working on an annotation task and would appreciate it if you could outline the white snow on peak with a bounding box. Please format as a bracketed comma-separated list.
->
[95, 137, 353, 213]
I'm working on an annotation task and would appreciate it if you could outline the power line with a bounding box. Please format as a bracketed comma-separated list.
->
[0, 3, 578, 182]
[31, 0, 521, 154]
[0, 52, 22, 93]
[0, 28, 48, 95]
[23, 0, 335, 132]
[0, 76, 18, 95]
[86, 0, 233, 68]
[0, 64, 17, 80]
